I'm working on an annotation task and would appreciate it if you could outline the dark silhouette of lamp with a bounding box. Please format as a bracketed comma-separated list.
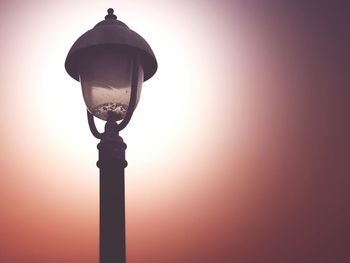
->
[65, 8, 157, 263]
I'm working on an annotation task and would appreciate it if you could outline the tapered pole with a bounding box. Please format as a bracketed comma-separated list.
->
[97, 118, 127, 263]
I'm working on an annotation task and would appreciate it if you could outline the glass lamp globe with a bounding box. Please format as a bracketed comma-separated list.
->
[80, 52, 144, 121]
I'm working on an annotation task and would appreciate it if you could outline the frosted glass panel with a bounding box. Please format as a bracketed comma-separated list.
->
[79, 52, 143, 121]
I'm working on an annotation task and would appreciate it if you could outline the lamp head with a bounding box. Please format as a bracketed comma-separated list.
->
[65, 8, 157, 121]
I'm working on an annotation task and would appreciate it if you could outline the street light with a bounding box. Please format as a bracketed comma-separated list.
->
[65, 8, 157, 263]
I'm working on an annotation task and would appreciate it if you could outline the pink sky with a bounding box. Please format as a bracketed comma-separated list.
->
[1, 1, 349, 262]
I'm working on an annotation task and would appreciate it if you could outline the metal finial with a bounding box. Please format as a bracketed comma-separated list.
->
[105, 8, 117, 20]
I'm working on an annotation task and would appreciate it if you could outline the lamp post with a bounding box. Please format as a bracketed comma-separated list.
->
[64, 8, 157, 263]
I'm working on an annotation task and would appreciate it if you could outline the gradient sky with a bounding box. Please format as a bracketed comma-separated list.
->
[1, 1, 350, 262]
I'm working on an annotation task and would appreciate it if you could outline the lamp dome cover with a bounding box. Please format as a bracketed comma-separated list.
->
[65, 8, 157, 83]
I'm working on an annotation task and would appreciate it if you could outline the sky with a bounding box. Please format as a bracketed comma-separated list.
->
[0, 0, 349, 262]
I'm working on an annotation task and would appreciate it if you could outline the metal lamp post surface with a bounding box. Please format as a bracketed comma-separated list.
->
[65, 8, 157, 263]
